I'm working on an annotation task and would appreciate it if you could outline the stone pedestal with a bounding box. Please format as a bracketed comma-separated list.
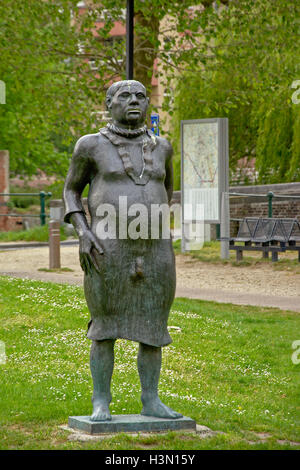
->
[68, 414, 196, 435]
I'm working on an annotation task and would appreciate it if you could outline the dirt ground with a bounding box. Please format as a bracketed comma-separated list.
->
[1, 245, 300, 300]
[175, 254, 300, 298]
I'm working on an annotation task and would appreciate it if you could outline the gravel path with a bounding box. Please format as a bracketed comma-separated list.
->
[175, 254, 300, 298]
[1, 245, 299, 312]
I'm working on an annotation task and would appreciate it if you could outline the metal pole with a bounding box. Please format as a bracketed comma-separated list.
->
[126, 0, 134, 80]
[40, 191, 46, 226]
[49, 220, 61, 269]
[268, 191, 274, 218]
[221, 192, 230, 259]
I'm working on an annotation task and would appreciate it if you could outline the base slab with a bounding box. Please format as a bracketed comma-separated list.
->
[68, 414, 196, 435]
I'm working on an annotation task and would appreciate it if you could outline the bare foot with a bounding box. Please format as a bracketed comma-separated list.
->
[91, 399, 111, 422]
[141, 396, 182, 419]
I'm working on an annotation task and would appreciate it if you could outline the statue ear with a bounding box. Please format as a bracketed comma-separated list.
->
[106, 97, 112, 110]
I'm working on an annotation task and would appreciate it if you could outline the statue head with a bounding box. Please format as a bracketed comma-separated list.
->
[106, 80, 149, 129]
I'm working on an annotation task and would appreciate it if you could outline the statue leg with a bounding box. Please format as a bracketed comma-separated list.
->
[90, 339, 115, 421]
[138, 342, 182, 419]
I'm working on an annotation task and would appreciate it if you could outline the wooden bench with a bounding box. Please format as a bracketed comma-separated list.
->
[229, 218, 300, 262]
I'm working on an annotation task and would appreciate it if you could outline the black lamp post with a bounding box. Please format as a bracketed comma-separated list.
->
[126, 0, 134, 80]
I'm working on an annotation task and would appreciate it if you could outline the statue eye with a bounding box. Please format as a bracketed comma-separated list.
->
[137, 93, 146, 100]
[119, 92, 130, 99]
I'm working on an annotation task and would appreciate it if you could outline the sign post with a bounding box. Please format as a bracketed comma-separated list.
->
[126, 0, 134, 80]
[220, 191, 230, 259]
[181, 118, 229, 254]
[151, 113, 160, 136]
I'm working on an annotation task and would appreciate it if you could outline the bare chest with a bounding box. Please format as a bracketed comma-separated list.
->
[94, 141, 166, 183]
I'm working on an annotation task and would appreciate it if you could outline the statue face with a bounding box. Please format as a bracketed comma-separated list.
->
[109, 83, 149, 128]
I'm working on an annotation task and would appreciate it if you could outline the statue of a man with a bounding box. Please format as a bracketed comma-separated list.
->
[63, 80, 181, 421]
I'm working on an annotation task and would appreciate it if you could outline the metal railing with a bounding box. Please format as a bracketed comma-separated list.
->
[215, 191, 300, 240]
[0, 191, 52, 225]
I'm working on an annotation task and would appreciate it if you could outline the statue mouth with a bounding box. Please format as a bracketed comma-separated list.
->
[127, 109, 141, 115]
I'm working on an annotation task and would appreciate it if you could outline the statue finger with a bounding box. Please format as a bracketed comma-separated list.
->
[90, 251, 101, 273]
[79, 253, 88, 274]
[92, 239, 104, 255]
[85, 254, 94, 274]
[79, 252, 84, 270]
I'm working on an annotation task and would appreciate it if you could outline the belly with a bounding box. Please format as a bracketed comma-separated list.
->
[88, 177, 170, 241]
[89, 176, 168, 208]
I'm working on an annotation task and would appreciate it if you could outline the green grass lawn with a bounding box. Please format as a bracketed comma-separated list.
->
[0, 224, 68, 243]
[0, 276, 299, 450]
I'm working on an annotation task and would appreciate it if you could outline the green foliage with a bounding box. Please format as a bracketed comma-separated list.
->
[0, 224, 67, 242]
[1, 0, 299, 183]
[46, 179, 89, 201]
[255, 98, 294, 183]
[0, 0, 229, 178]
[168, 0, 300, 186]
[170, 70, 254, 188]
[7, 185, 42, 209]
[0, 0, 93, 177]
[287, 107, 300, 181]
[9, 196, 38, 210]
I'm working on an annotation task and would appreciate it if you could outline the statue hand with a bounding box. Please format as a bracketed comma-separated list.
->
[79, 230, 103, 274]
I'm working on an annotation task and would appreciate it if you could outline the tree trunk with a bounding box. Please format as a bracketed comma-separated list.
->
[133, 10, 159, 94]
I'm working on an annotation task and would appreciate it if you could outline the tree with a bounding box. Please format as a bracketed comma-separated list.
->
[0, 1, 95, 176]
[3, 0, 296, 185]
[0, 0, 205, 176]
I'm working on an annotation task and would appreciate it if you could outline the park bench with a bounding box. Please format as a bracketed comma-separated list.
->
[229, 217, 300, 262]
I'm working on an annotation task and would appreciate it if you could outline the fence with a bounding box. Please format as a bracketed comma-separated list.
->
[0, 191, 52, 226]
[229, 191, 300, 219]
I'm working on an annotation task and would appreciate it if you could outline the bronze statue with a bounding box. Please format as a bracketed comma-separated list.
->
[63, 80, 181, 421]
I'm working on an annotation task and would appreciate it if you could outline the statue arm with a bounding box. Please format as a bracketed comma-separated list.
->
[63, 137, 92, 224]
[63, 137, 103, 273]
